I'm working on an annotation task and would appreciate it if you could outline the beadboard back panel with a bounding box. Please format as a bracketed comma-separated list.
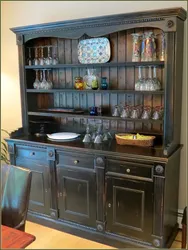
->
[26, 28, 164, 134]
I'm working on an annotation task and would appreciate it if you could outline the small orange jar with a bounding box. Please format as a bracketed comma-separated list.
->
[74, 77, 84, 90]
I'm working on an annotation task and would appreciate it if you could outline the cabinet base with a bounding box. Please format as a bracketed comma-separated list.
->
[27, 212, 178, 248]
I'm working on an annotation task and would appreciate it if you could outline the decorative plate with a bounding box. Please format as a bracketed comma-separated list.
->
[78, 37, 111, 64]
[47, 132, 80, 140]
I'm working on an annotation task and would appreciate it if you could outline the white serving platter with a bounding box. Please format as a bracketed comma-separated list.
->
[47, 132, 80, 140]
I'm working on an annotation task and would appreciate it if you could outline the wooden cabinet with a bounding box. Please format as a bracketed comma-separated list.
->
[57, 166, 96, 228]
[106, 176, 153, 242]
[6, 7, 187, 249]
[56, 150, 96, 227]
[15, 145, 51, 215]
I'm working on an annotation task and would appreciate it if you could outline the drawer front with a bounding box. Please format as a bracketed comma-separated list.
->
[16, 145, 46, 161]
[57, 151, 94, 169]
[106, 159, 153, 181]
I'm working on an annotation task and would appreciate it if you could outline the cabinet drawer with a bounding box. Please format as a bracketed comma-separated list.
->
[57, 151, 94, 169]
[16, 146, 46, 161]
[106, 159, 153, 181]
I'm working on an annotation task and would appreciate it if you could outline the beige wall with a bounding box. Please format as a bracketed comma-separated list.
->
[1, 1, 187, 209]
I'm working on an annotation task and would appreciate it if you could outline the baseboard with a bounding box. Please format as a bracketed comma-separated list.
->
[177, 209, 184, 229]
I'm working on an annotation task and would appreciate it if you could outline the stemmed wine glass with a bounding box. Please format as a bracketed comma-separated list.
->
[153, 66, 161, 90]
[52, 46, 59, 65]
[39, 46, 45, 65]
[45, 46, 53, 65]
[33, 47, 39, 66]
[46, 70, 53, 89]
[135, 66, 143, 90]
[40, 70, 47, 89]
[145, 66, 155, 91]
[33, 70, 40, 89]
[82, 124, 92, 143]
[27, 47, 32, 66]
[140, 67, 147, 91]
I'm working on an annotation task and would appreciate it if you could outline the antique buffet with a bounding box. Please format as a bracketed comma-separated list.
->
[6, 7, 187, 248]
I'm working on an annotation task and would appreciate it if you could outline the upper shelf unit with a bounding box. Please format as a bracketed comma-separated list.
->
[25, 61, 165, 69]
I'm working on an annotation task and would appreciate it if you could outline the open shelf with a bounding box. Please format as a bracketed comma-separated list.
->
[26, 89, 165, 94]
[28, 111, 163, 124]
[25, 61, 165, 69]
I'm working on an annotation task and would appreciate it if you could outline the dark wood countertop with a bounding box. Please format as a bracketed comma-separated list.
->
[5, 134, 179, 163]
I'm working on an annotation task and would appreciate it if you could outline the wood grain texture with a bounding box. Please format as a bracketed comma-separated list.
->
[2, 225, 36, 249]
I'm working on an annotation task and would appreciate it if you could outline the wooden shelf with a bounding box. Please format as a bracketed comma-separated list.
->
[25, 61, 164, 69]
[26, 89, 164, 94]
[28, 111, 163, 124]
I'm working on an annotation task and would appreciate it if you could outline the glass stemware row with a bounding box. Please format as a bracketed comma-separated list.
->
[112, 105, 163, 120]
[135, 66, 161, 91]
[27, 46, 59, 66]
[33, 70, 53, 90]
[82, 123, 112, 144]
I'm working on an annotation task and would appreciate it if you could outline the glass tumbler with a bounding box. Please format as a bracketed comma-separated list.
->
[131, 33, 141, 62]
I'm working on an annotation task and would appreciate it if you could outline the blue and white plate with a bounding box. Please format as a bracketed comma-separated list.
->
[78, 37, 111, 64]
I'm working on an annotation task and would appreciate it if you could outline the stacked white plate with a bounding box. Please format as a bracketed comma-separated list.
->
[47, 132, 80, 142]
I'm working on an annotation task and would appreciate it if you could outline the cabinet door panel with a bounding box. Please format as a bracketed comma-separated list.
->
[106, 177, 153, 242]
[16, 158, 51, 215]
[57, 167, 96, 228]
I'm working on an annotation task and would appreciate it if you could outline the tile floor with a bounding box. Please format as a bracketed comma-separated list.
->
[25, 221, 183, 249]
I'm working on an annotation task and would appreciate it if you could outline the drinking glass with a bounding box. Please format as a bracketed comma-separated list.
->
[82, 124, 92, 143]
[153, 66, 161, 90]
[45, 46, 53, 65]
[27, 47, 32, 66]
[40, 70, 47, 89]
[39, 46, 45, 66]
[120, 105, 130, 118]
[135, 66, 143, 90]
[52, 46, 59, 65]
[145, 32, 153, 61]
[112, 105, 120, 117]
[141, 34, 146, 62]
[140, 67, 147, 91]
[94, 124, 103, 144]
[46, 70, 53, 89]
[141, 106, 151, 119]
[130, 106, 140, 119]
[33, 70, 40, 89]
[145, 66, 155, 91]
[160, 32, 165, 61]
[131, 33, 141, 62]
[33, 47, 39, 66]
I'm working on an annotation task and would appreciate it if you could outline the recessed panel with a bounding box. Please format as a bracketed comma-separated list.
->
[113, 186, 144, 231]
[63, 176, 89, 217]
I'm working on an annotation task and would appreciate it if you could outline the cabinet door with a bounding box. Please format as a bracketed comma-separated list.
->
[106, 177, 153, 242]
[16, 149, 51, 215]
[57, 167, 96, 228]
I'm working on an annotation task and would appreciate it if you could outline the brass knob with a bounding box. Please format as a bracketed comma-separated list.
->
[74, 160, 79, 164]
[126, 168, 130, 173]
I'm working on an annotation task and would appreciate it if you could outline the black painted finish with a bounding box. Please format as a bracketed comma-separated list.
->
[106, 177, 153, 242]
[8, 7, 187, 249]
[15, 145, 51, 215]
